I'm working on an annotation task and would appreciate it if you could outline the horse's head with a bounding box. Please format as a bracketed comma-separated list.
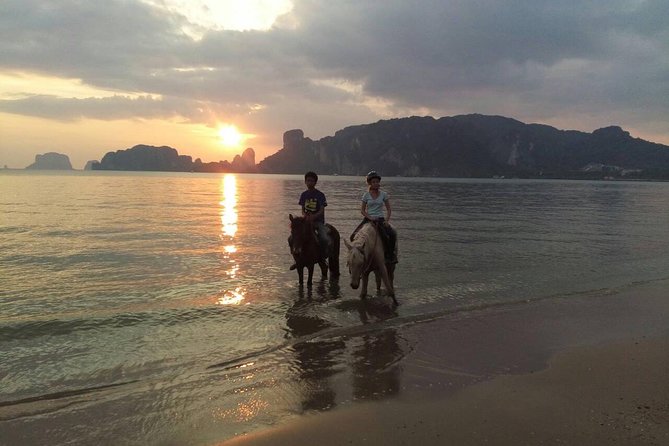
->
[344, 238, 366, 289]
[289, 214, 314, 258]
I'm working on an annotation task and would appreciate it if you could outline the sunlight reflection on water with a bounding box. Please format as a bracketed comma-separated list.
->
[218, 174, 246, 305]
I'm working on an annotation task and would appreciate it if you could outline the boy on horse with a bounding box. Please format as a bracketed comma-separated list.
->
[289, 171, 330, 270]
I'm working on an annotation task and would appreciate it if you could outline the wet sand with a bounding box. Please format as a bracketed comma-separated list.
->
[220, 282, 669, 446]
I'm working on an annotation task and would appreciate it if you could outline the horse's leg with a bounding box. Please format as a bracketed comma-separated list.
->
[387, 265, 398, 306]
[360, 271, 369, 299]
[297, 266, 304, 286]
[319, 260, 328, 279]
[375, 270, 382, 291]
[386, 262, 395, 287]
[329, 228, 340, 278]
[307, 264, 315, 287]
[377, 263, 395, 299]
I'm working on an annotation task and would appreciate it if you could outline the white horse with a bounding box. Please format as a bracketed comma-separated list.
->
[344, 222, 398, 306]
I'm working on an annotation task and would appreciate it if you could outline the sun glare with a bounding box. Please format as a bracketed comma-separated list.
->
[218, 124, 243, 148]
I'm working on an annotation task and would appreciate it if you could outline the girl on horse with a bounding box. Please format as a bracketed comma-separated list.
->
[351, 170, 398, 264]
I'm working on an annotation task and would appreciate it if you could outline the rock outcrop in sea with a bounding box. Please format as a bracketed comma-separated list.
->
[25, 152, 73, 170]
[92, 144, 257, 173]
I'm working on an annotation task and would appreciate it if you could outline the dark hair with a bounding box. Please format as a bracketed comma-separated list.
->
[304, 171, 318, 182]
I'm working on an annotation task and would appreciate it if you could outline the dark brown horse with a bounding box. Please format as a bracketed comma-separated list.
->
[289, 214, 340, 286]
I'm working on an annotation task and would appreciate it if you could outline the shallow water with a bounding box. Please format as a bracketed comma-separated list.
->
[2, 171, 669, 444]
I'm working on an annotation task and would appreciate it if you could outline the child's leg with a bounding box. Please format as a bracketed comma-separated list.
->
[316, 222, 329, 258]
[378, 224, 392, 261]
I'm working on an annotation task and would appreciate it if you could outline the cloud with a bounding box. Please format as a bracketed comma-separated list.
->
[1, 0, 668, 147]
[284, 1, 669, 112]
[0, 94, 185, 121]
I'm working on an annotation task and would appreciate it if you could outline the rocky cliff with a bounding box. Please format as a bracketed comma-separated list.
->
[258, 115, 669, 179]
[84, 160, 99, 171]
[231, 147, 256, 172]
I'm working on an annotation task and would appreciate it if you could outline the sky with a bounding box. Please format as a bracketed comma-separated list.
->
[1, 0, 668, 169]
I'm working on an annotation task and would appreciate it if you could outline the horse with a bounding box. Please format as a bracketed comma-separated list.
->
[289, 214, 340, 286]
[344, 222, 398, 306]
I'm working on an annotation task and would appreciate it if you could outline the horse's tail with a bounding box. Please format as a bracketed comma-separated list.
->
[327, 224, 340, 277]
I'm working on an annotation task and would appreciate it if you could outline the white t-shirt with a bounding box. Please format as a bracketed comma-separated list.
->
[361, 190, 387, 218]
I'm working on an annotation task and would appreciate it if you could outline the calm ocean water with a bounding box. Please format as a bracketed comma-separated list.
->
[2, 171, 669, 445]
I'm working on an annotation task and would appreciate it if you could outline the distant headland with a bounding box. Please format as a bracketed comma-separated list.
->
[91, 145, 257, 173]
[22, 114, 669, 180]
[257, 115, 669, 180]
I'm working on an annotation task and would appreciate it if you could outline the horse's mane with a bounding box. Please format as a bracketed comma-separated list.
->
[350, 222, 376, 249]
[291, 215, 314, 237]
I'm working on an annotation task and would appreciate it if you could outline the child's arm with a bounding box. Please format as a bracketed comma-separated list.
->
[360, 201, 368, 219]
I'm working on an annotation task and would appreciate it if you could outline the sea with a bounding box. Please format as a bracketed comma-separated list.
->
[2, 171, 669, 445]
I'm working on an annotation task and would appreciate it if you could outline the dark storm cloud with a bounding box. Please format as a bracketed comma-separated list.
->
[287, 0, 669, 109]
[1, 0, 668, 138]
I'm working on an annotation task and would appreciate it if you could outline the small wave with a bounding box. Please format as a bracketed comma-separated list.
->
[0, 380, 138, 421]
[0, 306, 234, 342]
[0, 226, 30, 234]
[41, 230, 77, 237]
[0, 380, 137, 409]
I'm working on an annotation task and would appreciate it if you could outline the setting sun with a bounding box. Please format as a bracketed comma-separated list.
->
[218, 124, 243, 148]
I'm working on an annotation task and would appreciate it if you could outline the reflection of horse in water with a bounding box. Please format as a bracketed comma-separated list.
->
[351, 330, 402, 401]
[344, 222, 398, 306]
[289, 214, 340, 286]
[285, 284, 344, 411]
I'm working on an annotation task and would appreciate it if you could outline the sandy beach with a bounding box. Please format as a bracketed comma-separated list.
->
[219, 281, 669, 446]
